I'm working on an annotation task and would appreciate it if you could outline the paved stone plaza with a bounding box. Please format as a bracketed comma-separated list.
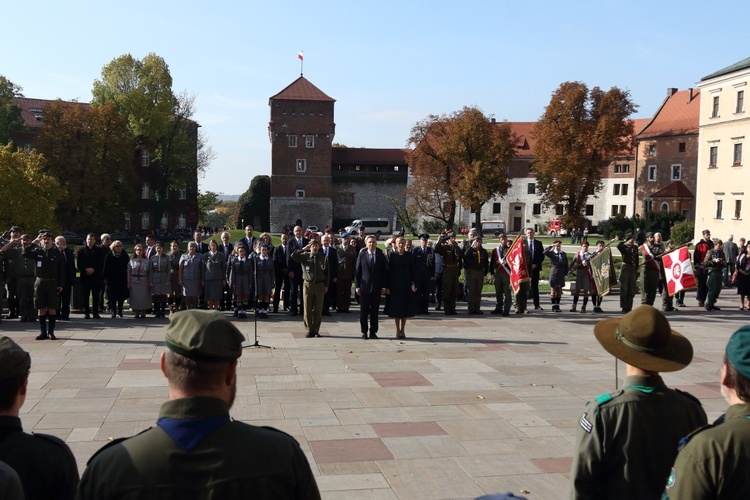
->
[1, 292, 745, 499]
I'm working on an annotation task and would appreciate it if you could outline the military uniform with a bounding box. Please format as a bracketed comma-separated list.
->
[412, 243, 435, 314]
[617, 241, 639, 312]
[335, 243, 357, 312]
[693, 236, 714, 305]
[490, 244, 512, 315]
[77, 397, 319, 500]
[463, 245, 488, 314]
[291, 248, 329, 336]
[435, 238, 462, 315]
[664, 403, 750, 499]
[640, 242, 664, 306]
[703, 248, 726, 310]
[2, 239, 21, 319]
[570, 375, 707, 499]
[22, 243, 64, 310]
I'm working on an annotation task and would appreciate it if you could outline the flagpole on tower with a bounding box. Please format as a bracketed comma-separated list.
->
[298, 51, 304, 76]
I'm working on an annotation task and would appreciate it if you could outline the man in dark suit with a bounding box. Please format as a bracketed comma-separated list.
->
[355, 235, 388, 339]
[320, 234, 338, 316]
[526, 227, 545, 311]
[273, 232, 290, 313]
[77, 233, 104, 319]
[286, 226, 309, 316]
[219, 231, 233, 311]
[144, 234, 156, 259]
[413, 234, 435, 314]
[193, 231, 209, 254]
[238, 225, 257, 254]
[55, 235, 76, 320]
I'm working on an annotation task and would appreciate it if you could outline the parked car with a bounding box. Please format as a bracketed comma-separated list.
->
[109, 232, 140, 244]
[547, 220, 568, 237]
[155, 231, 183, 243]
[344, 218, 392, 240]
[480, 220, 507, 236]
[61, 230, 85, 245]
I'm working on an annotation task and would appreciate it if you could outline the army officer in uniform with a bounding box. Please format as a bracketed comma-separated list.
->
[291, 240, 329, 338]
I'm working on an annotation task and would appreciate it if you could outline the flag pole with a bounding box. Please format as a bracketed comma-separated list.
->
[298, 51, 304, 76]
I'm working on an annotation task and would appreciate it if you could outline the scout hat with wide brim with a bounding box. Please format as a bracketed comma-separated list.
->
[593, 305, 693, 372]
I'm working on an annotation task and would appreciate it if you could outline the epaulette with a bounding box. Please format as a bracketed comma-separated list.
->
[86, 427, 153, 465]
[675, 388, 703, 407]
[579, 390, 624, 433]
[595, 389, 624, 407]
[677, 423, 714, 451]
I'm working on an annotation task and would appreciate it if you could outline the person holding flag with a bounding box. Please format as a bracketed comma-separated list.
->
[703, 238, 726, 311]
[660, 239, 678, 311]
[490, 233, 512, 316]
[639, 232, 664, 306]
[506, 232, 531, 314]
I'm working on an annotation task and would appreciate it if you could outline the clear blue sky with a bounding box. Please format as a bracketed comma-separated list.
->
[3, 0, 748, 196]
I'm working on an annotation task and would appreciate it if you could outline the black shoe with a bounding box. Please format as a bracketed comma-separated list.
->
[20, 318, 29, 323]
[273, 308, 279, 313]
[5, 314, 18, 320]
[475, 310, 484, 315]
[491, 309, 502, 315]
[369, 333, 379, 339]
[534, 306, 544, 311]
[698, 302, 705, 307]
[93, 314, 101, 319]
[663, 306, 675, 312]
[709, 306, 721, 311]
[35, 333, 48, 340]
[111, 312, 117, 318]
[501, 312, 510, 317]
[290, 311, 298, 317]
[449, 311, 458, 316]
[85, 313, 91, 319]
[306, 332, 315, 338]
[48, 332, 57, 340]
[233, 310, 239, 317]
[362, 333, 368, 339]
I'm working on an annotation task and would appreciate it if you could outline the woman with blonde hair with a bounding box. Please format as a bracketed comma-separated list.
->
[387, 236, 416, 338]
[127, 244, 152, 318]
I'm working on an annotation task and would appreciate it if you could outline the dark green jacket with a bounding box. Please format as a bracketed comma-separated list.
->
[570, 375, 707, 500]
[77, 397, 320, 500]
[664, 403, 750, 499]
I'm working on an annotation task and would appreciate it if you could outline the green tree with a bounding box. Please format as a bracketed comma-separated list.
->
[385, 194, 419, 236]
[197, 191, 222, 225]
[533, 82, 637, 230]
[0, 144, 60, 231]
[406, 106, 516, 229]
[670, 220, 694, 246]
[34, 100, 136, 232]
[0, 75, 25, 144]
[236, 175, 270, 230]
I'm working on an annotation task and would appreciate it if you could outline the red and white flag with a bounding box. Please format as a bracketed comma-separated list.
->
[662, 247, 697, 296]
[507, 235, 530, 295]
[640, 243, 659, 270]
[298, 51, 304, 61]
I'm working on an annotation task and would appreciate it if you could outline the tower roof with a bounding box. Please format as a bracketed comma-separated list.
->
[269, 76, 335, 102]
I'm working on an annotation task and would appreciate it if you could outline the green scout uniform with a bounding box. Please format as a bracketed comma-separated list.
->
[617, 241, 639, 312]
[490, 245, 512, 315]
[570, 375, 707, 500]
[7, 246, 37, 321]
[664, 403, 750, 499]
[463, 246, 488, 313]
[23, 244, 64, 310]
[640, 242, 663, 306]
[76, 397, 320, 500]
[291, 249, 329, 335]
[703, 248, 726, 309]
[436, 240, 462, 314]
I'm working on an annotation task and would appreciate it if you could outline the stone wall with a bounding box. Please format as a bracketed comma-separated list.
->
[270, 197, 332, 234]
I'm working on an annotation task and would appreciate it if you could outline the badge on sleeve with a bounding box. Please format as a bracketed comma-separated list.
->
[666, 467, 676, 489]
[580, 412, 593, 433]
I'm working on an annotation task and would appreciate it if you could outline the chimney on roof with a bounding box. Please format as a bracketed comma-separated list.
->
[491, 118, 496, 124]
[687, 88, 694, 103]
[667, 88, 678, 97]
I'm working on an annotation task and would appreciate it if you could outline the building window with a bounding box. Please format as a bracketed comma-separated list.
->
[679, 142, 686, 153]
[160, 212, 168, 229]
[614, 184, 621, 196]
[124, 212, 131, 230]
[712, 95, 720, 118]
[178, 213, 186, 229]
[177, 188, 186, 200]
[648, 145, 656, 157]
[611, 205, 619, 217]
[735, 200, 742, 219]
[305, 135, 314, 148]
[555, 204, 563, 216]
[614, 163, 630, 173]
[492, 203, 501, 214]
[737, 90, 745, 114]
[394, 166, 399, 172]
[619, 205, 627, 215]
[296, 159, 307, 172]
[716, 199, 723, 219]
[296, 189, 305, 198]
[141, 212, 150, 230]
[734, 143, 743, 165]
[527, 183, 536, 194]
[532, 203, 541, 215]
[648, 165, 657, 181]
[141, 150, 150, 167]
[585, 204, 594, 216]
[141, 182, 150, 199]
[622, 184, 629, 196]
[672, 164, 682, 180]
[660, 202, 669, 212]
[710, 146, 718, 167]
[288, 135, 297, 148]
[645, 200, 653, 213]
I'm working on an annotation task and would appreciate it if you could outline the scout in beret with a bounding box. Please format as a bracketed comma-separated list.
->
[570, 305, 707, 499]
[165, 309, 245, 361]
[666, 325, 750, 497]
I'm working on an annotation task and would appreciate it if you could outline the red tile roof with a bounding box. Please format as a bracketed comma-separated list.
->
[649, 181, 694, 199]
[637, 89, 700, 139]
[269, 76, 335, 102]
[14, 97, 88, 129]
[332, 147, 410, 165]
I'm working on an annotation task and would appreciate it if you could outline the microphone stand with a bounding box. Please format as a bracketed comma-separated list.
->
[246, 250, 271, 350]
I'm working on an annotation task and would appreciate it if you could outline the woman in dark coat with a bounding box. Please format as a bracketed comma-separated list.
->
[102, 240, 129, 318]
[387, 236, 416, 338]
[737, 243, 750, 310]
[544, 240, 568, 313]
[167, 241, 183, 313]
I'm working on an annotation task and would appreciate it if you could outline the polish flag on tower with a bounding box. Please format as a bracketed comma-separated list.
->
[662, 246, 697, 296]
[298, 51, 304, 61]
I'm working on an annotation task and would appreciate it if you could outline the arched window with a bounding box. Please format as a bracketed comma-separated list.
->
[660, 202, 669, 212]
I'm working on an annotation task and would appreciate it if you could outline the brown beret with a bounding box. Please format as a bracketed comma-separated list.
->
[0, 337, 31, 381]
[165, 310, 245, 361]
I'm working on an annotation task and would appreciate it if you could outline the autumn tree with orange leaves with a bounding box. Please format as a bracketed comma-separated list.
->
[533, 82, 637, 230]
[406, 106, 516, 230]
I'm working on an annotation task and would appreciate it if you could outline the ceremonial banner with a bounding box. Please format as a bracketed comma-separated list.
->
[591, 247, 617, 296]
[640, 243, 660, 270]
[507, 234, 530, 294]
[662, 246, 697, 296]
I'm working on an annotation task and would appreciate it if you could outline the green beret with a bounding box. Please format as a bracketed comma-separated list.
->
[727, 325, 750, 380]
[165, 310, 245, 361]
[646, 232, 654, 238]
[0, 337, 31, 381]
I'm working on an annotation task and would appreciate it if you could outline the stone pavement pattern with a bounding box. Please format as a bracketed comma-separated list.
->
[1, 293, 743, 500]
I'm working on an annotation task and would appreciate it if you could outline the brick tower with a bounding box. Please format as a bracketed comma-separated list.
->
[268, 76, 335, 232]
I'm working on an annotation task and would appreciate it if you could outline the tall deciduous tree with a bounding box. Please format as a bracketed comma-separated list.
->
[197, 191, 222, 225]
[533, 81, 637, 229]
[406, 106, 516, 229]
[34, 100, 136, 231]
[0, 75, 25, 144]
[236, 175, 270, 230]
[0, 144, 60, 231]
